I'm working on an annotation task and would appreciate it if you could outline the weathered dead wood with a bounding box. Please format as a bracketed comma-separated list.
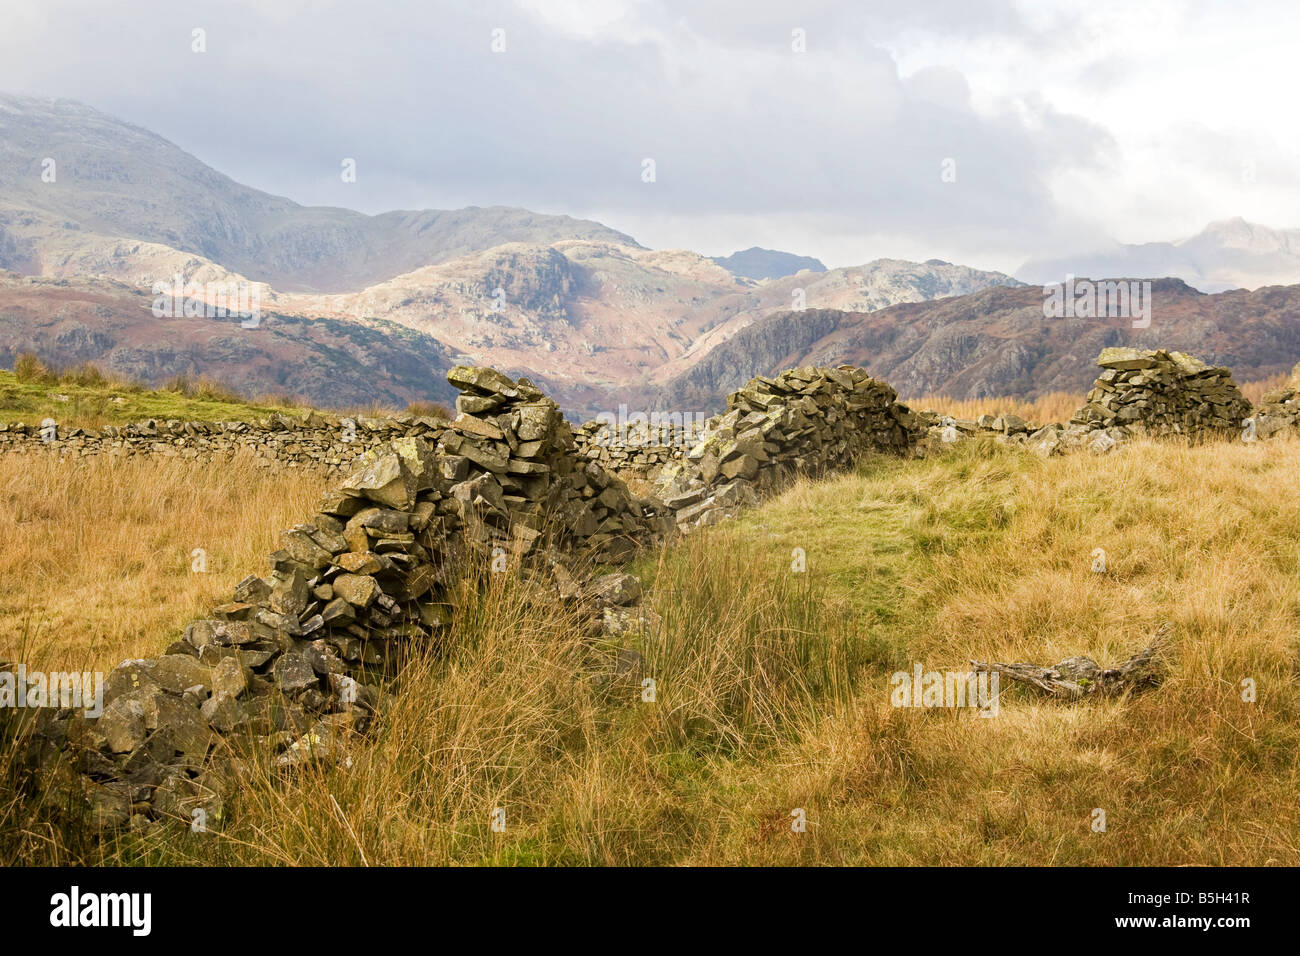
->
[970, 622, 1170, 700]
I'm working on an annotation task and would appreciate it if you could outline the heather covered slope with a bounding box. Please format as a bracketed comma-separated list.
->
[0, 273, 460, 409]
[654, 279, 1300, 409]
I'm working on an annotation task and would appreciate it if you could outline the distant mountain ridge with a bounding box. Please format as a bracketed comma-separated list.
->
[1019, 218, 1300, 293]
[709, 247, 827, 280]
[654, 278, 1300, 409]
[0, 94, 639, 293]
[266, 248, 1023, 413]
[0, 91, 1026, 413]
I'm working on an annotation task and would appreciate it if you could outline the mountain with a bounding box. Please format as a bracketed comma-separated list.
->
[0, 94, 638, 293]
[0, 92, 1024, 414]
[267, 248, 1023, 414]
[1019, 219, 1300, 293]
[655, 278, 1300, 409]
[709, 247, 827, 280]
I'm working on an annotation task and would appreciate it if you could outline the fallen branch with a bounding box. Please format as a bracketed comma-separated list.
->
[971, 622, 1170, 700]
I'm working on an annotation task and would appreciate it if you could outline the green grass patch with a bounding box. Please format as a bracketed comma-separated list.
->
[0, 369, 305, 427]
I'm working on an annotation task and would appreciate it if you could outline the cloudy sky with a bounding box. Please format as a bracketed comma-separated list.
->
[1, 0, 1296, 273]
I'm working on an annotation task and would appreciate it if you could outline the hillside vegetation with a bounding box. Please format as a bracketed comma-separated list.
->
[654, 281, 1300, 412]
[0, 366, 306, 429]
[5, 427, 1298, 866]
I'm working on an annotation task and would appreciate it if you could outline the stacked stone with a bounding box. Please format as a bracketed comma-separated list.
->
[1069, 348, 1250, 438]
[0, 411, 448, 474]
[572, 418, 703, 477]
[954, 348, 1259, 458]
[10, 435, 454, 827]
[440, 367, 672, 562]
[651, 365, 921, 529]
[1245, 362, 1300, 440]
[13, 366, 680, 828]
[911, 410, 1036, 455]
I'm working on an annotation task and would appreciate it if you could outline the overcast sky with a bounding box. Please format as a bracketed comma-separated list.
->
[2, 0, 1296, 273]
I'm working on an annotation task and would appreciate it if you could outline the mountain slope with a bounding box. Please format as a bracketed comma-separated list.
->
[0, 273, 459, 408]
[268, 245, 1023, 412]
[0, 94, 638, 293]
[0, 92, 1024, 414]
[655, 278, 1300, 408]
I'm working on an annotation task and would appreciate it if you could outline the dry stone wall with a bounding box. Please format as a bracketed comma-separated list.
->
[13, 351, 1293, 832]
[10, 362, 926, 830]
[10, 365, 679, 828]
[1245, 362, 1300, 440]
[1069, 347, 1251, 436]
[572, 418, 703, 478]
[915, 348, 1264, 458]
[649, 365, 922, 530]
[0, 412, 447, 474]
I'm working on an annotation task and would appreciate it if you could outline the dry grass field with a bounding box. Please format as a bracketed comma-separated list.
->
[908, 390, 1084, 425]
[0, 453, 328, 672]
[5, 420, 1299, 866]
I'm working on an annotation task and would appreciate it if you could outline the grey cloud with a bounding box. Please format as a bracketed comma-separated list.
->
[0, 0, 1277, 274]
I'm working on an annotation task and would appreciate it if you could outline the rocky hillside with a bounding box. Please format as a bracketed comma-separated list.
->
[0, 235, 1020, 414]
[0, 93, 1030, 414]
[0, 273, 459, 408]
[268, 246, 1021, 413]
[0, 94, 637, 293]
[654, 279, 1300, 408]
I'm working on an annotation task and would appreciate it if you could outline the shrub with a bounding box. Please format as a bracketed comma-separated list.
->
[58, 362, 107, 388]
[12, 352, 54, 384]
[191, 375, 245, 404]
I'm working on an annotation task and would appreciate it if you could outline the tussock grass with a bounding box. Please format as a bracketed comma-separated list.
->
[5, 432, 1300, 865]
[0, 453, 327, 671]
[909, 390, 1083, 425]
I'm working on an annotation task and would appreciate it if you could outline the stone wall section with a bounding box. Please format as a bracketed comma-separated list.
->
[0, 412, 446, 474]
[649, 365, 922, 529]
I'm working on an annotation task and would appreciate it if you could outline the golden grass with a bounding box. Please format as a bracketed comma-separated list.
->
[6, 432, 1300, 865]
[907, 391, 1084, 426]
[701, 436, 1300, 864]
[1240, 372, 1290, 405]
[0, 452, 327, 672]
